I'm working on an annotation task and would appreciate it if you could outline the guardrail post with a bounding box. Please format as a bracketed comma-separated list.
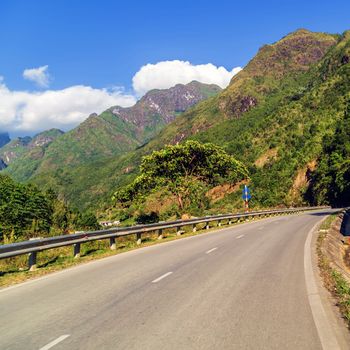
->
[192, 224, 197, 232]
[176, 226, 182, 236]
[218, 220, 222, 227]
[109, 237, 116, 250]
[28, 252, 37, 271]
[158, 229, 163, 240]
[206, 221, 210, 230]
[136, 232, 142, 245]
[228, 219, 232, 225]
[73, 243, 81, 258]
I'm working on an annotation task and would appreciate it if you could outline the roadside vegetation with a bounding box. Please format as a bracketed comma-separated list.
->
[113, 140, 249, 223]
[0, 174, 99, 245]
[317, 214, 350, 328]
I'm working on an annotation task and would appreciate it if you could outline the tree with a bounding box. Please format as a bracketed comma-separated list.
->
[114, 141, 249, 212]
[76, 212, 100, 230]
[0, 175, 52, 243]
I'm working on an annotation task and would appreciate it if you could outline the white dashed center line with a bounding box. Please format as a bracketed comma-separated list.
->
[206, 247, 218, 254]
[39, 335, 70, 350]
[152, 272, 173, 283]
[236, 234, 244, 239]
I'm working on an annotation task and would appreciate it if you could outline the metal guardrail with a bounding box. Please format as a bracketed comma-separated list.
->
[0, 206, 328, 271]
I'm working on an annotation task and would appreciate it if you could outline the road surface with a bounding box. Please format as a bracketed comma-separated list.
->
[0, 209, 348, 349]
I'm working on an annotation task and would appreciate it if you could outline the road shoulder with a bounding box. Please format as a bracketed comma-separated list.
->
[307, 217, 350, 349]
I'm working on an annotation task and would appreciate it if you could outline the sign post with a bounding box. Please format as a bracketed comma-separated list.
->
[242, 185, 251, 212]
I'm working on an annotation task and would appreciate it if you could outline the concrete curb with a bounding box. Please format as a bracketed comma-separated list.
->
[304, 218, 340, 350]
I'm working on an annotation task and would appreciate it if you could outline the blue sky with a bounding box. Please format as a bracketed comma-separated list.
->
[0, 0, 349, 135]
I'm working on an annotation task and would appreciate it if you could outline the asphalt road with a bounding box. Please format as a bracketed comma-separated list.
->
[0, 210, 347, 349]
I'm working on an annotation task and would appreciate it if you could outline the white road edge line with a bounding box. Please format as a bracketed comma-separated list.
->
[236, 234, 244, 239]
[304, 220, 340, 350]
[39, 335, 70, 350]
[206, 247, 218, 254]
[152, 272, 173, 283]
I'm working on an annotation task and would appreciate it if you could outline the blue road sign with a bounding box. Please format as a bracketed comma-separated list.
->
[242, 185, 251, 201]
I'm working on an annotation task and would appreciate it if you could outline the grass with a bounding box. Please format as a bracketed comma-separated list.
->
[317, 213, 350, 328]
[0, 216, 265, 288]
[332, 270, 350, 323]
[319, 214, 338, 231]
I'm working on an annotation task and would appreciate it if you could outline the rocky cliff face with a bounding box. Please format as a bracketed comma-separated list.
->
[110, 81, 221, 135]
[218, 29, 337, 118]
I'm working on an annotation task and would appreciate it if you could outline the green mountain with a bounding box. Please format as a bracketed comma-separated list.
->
[1, 81, 220, 189]
[0, 129, 64, 177]
[29, 81, 221, 175]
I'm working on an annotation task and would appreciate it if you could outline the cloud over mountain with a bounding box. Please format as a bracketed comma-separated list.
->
[132, 60, 242, 96]
[0, 60, 239, 134]
[0, 78, 136, 133]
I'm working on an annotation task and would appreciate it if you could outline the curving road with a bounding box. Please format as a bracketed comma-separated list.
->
[0, 209, 348, 349]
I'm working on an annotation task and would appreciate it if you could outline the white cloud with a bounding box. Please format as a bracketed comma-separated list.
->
[23, 65, 51, 88]
[0, 79, 136, 133]
[0, 59, 241, 134]
[132, 60, 242, 96]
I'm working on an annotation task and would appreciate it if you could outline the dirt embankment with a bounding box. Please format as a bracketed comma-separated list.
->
[318, 211, 350, 330]
[321, 211, 350, 281]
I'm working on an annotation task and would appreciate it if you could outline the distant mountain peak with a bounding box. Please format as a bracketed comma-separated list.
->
[0, 132, 10, 148]
[30, 129, 64, 149]
[110, 81, 221, 128]
[0, 128, 64, 166]
[218, 29, 338, 119]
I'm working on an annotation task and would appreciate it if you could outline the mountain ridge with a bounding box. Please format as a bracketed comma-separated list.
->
[0, 81, 221, 182]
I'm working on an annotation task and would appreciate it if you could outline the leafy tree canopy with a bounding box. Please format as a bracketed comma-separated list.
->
[0, 174, 52, 243]
[0, 174, 100, 244]
[114, 140, 249, 211]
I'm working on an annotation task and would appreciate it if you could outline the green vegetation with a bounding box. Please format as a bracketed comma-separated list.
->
[307, 101, 350, 206]
[0, 174, 52, 243]
[0, 174, 99, 244]
[331, 270, 350, 324]
[0, 129, 64, 181]
[1, 29, 350, 217]
[114, 141, 248, 219]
